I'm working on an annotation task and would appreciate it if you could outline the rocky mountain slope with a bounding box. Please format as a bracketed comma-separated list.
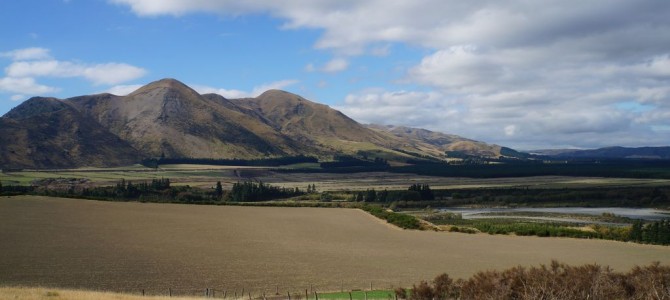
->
[1, 78, 508, 169]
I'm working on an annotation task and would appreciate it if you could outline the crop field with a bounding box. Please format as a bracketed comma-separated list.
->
[3, 164, 670, 190]
[1, 196, 668, 296]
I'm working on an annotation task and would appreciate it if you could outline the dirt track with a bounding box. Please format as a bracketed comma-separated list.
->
[1, 196, 668, 294]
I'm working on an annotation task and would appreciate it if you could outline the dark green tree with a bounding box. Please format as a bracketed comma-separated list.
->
[365, 189, 377, 202]
[215, 181, 223, 199]
[355, 191, 364, 202]
[378, 189, 389, 202]
[629, 220, 643, 242]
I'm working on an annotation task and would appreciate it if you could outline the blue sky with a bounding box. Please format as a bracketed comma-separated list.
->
[1, 0, 669, 149]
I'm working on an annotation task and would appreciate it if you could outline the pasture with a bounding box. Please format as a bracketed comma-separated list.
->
[1, 196, 668, 295]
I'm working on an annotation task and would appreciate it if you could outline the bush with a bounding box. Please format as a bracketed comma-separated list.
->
[404, 261, 670, 300]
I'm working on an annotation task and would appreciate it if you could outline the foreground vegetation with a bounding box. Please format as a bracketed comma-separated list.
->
[398, 261, 670, 300]
[417, 211, 670, 245]
[2, 261, 668, 299]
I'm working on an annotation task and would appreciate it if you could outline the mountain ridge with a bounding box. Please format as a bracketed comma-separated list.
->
[1, 78, 509, 169]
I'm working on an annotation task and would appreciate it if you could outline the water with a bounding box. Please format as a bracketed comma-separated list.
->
[439, 207, 670, 221]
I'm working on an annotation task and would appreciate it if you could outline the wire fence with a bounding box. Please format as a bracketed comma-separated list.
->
[119, 283, 399, 299]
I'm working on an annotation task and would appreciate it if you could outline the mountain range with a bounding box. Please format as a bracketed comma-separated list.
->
[0, 78, 513, 169]
[531, 147, 670, 160]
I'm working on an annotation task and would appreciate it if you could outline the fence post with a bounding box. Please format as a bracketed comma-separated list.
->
[248, 292, 252, 300]
[141, 289, 144, 296]
[314, 291, 318, 300]
[349, 292, 352, 300]
[169, 288, 172, 297]
[305, 289, 308, 300]
[288, 291, 291, 300]
[364, 291, 368, 300]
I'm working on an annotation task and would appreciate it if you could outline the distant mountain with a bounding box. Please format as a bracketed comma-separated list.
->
[531, 146, 670, 159]
[1, 78, 513, 169]
[367, 125, 505, 158]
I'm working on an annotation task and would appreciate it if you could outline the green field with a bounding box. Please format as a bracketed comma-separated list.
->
[314, 290, 395, 299]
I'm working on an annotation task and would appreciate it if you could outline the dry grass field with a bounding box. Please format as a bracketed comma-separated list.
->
[0, 287, 202, 300]
[1, 196, 668, 296]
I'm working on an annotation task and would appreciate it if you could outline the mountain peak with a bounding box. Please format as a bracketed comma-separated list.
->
[3, 97, 70, 120]
[128, 78, 197, 97]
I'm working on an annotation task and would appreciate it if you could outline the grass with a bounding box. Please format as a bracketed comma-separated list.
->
[0, 286, 396, 300]
[0, 286, 201, 300]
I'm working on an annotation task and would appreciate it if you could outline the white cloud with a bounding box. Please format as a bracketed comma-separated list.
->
[109, 0, 670, 148]
[193, 79, 299, 98]
[104, 84, 143, 95]
[0, 77, 59, 95]
[305, 59, 349, 73]
[0, 47, 51, 61]
[336, 89, 449, 129]
[321, 58, 349, 73]
[6, 60, 146, 85]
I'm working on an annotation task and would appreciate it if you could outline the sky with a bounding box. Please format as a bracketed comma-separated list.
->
[1, 0, 669, 150]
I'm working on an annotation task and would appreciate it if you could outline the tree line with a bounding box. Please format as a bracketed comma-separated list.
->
[225, 181, 304, 202]
[629, 219, 670, 245]
[141, 155, 317, 168]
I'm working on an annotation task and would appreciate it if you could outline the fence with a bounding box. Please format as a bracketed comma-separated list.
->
[121, 282, 399, 299]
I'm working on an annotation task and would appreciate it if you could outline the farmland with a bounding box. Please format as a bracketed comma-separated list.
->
[1, 196, 668, 295]
[3, 164, 670, 190]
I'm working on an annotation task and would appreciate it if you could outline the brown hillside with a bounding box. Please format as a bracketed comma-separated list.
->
[1, 78, 511, 168]
[0, 98, 140, 169]
[232, 90, 407, 156]
[70, 79, 297, 159]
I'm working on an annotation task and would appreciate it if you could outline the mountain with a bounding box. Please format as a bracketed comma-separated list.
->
[231, 90, 404, 156]
[68, 79, 303, 159]
[367, 125, 504, 158]
[0, 97, 140, 169]
[1, 78, 508, 169]
[532, 146, 670, 159]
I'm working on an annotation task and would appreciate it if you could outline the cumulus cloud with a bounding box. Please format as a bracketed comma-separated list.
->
[193, 79, 299, 98]
[110, 0, 670, 148]
[6, 60, 146, 85]
[0, 47, 147, 105]
[321, 58, 349, 73]
[335, 89, 451, 129]
[0, 77, 59, 95]
[0, 47, 51, 61]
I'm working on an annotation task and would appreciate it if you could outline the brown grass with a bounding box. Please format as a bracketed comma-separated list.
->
[1, 196, 668, 295]
[0, 286, 201, 300]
